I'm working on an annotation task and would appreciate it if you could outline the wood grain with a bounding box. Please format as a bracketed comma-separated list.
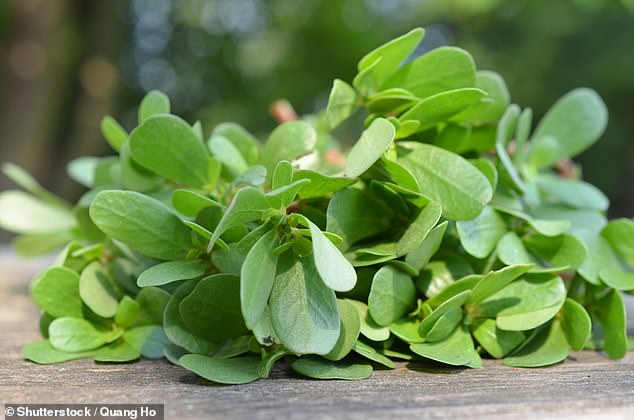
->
[1, 250, 633, 420]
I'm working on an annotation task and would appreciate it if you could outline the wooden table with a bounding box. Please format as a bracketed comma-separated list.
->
[1, 250, 633, 419]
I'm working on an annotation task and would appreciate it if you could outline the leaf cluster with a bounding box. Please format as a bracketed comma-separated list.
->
[1, 28, 632, 383]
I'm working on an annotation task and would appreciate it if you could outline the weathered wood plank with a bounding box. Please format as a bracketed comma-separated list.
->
[1, 250, 633, 420]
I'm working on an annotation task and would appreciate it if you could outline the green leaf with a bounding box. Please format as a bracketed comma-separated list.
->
[418, 290, 470, 339]
[163, 280, 218, 354]
[137, 260, 207, 287]
[383, 46, 476, 99]
[575, 231, 622, 285]
[266, 179, 310, 209]
[405, 221, 447, 272]
[180, 354, 261, 384]
[130, 114, 209, 187]
[48, 317, 112, 352]
[347, 299, 390, 342]
[592, 289, 627, 359]
[135, 287, 170, 326]
[0, 191, 76, 234]
[94, 340, 141, 363]
[138, 90, 170, 123]
[358, 27, 424, 90]
[389, 317, 423, 344]
[352, 340, 396, 368]
[536, 174, 609, 212]
[114, 296, 140, 328]
[271, 160, 293, 190]
[425, 274, 480, 310]
[326, 188, 392, 251]
[208, 134, 249, 177]
[22, 340, 96, 364]
[308, 219, 357, 292]
[261, 121, 316, 171]
[495, 105, 525, 192]
[600, 269, 634, 291]
[344, 118, 395, 178]
[31, 266, 83, 318]
[602, 218, 634, 265]
[79, 261, 119, 318]
[530, 88, 607, 167]
[503, 321, 569, 367]
[90, 190, 192, 260]
[425, 307, 462, 342]
[410, 326, 481, 368]
[494, 207, 570, 237]
[269, 254, 340, 355]
[367, 88, 417, 114]
[241, 230, 279, 329]
[478, 274, 566, 331]
[560, 298, 591, 351]
[452, 70, 511, 123]
[180, 274, 248, 343]
[119, 141, 162, 192]
[171, 190, 221, 218]
[206, 186, 271, 252]
[292, 356, 372, 380]
[523, 233, 587, 270]
[100, 116, 128, 152]
[212, 122, 260, 165]
[471, 319, 524, 358]
[396, 202, 442, 256]
[326, 79, 359, 129]
[401, 144, 493, 220]
[468, 264, 533, 305]
[124, 325, 169, 359]
[325, 300, 361, 361]
[399, 88, 486, 132]
[367, 266, 416, 327]
[457, 206, 507, 259]
[293, 170, 355, 199]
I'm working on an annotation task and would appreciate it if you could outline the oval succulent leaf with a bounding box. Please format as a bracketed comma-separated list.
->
[130, 114, 209, 187]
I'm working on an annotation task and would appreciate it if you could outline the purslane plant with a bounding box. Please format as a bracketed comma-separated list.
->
[1, 27, 632, 383]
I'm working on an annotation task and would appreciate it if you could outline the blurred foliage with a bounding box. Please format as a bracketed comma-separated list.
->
[1, 0, 633, 220]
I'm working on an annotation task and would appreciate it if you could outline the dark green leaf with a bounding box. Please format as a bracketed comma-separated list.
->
[163, 280, 218, 354]
[241, 230, 279, 329]
[503, 321, 569, 367]
[410, 325, 481, 368]
[325, 299, 361, 361]
[137, 260, 206, 287]
[130, 115, 208, 187]
[592, 290, 627, 359]
[180, 274, 248, 343]
[180, 354, 261, 384]
[368, 266, 416, 327]
[90, 190, 192, 260]
[560, 298, 591, 351]
[292, 356, 372, 380]
[401, 144, 492, 220]
[269, 254, 340, 355]
[471, 319, 524, 358]
[457, 206, 507, 259]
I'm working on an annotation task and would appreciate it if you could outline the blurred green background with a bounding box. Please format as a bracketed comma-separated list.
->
[1, 0, 633, 228]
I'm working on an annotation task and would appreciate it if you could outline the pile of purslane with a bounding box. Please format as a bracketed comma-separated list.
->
[1, 28, 632, 384]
